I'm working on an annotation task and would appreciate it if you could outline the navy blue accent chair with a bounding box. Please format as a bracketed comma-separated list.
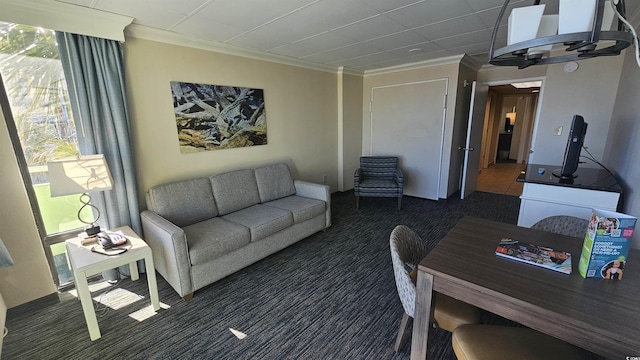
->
[354, 156, 404, 210]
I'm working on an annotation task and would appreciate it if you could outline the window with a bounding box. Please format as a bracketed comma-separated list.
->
[0, 22, 91, 288]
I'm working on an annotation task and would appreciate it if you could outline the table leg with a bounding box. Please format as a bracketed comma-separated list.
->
[129, 261, 139, 281]
[75, 270, 101, 340]
[144, 254, 160, 311]
[411, 271, 435, 360]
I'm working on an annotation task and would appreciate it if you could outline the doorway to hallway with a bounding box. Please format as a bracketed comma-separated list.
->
[476, 162, 525, 196]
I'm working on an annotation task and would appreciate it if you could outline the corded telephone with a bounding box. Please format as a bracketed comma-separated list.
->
[97, 231, 127, 249]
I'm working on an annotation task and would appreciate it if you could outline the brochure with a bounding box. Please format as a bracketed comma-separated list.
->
[495, 238, 572, 274]
[578, 209, 636, 279]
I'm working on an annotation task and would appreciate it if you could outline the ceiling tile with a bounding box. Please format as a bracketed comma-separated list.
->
[52, 0, 586, 72]
[384, 0, 475, 28]
[292, 32, 356, 53]
[464, 0, 526, 12]
[304, 42, 384, 61]
[433, 29, 492, 49]
[185, 0, 318, 36]
[386, 41, 443, 57]
[90, 0, 209, 29]
[269, 43, 320, 58]
[331, 51, 402, 68]
[413, 14, 487, 41]
[227, 30, 291, 51]
[357, 0, 422, 13]
[331, 15, 409, 42]
[172, 19, 245, 42]
[272, 0, 379, 35]
[361, 31, 430, 51]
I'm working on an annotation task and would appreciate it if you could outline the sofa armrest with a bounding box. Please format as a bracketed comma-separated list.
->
[140, 210, 193, 297]
[294, 180, 331, 228]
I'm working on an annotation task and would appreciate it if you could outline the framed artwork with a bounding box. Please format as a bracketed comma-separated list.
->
[170, 81, 267, 153]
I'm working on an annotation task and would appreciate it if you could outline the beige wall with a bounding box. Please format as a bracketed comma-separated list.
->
[338, 72, 363, 191]
[478, 55, 623, 166]
[532, 56, 623, 166]
[0, 105, 57, 308]
[362, 62, 460, 199]
[605, 47, 640, 249]
[124, 38, 340, 205]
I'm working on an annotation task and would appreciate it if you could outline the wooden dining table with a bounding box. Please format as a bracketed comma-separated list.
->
[411, 216, 640, 360]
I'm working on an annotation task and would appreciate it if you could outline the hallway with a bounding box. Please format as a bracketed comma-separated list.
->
[476, 162, 525, 196]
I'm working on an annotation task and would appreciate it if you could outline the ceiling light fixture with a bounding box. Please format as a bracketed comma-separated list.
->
[489, 0, 635, 69]
[511, 81, 542, 88]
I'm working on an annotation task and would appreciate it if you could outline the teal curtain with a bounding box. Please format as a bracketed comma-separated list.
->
[55, 32, 141, 236]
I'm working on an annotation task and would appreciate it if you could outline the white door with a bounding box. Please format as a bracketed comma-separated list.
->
[370, 80, 447, 200]
[461, 81, 489, 199]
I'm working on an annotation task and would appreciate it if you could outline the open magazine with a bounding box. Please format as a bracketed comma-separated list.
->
[495, 238, 572, 274]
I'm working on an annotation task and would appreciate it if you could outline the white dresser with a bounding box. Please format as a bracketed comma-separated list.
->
[517, 164, 622, 227]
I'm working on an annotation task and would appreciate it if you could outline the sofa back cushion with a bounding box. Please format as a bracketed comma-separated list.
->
[146, 178, 217, 227]
[254, 163, 296, 203]
[210, 169, 260, 215]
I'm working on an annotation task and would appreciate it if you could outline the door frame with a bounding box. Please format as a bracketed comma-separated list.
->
[483, 76, 547, 165]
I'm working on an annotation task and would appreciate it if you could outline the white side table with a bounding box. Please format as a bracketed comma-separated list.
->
[65, 226, 160, 340]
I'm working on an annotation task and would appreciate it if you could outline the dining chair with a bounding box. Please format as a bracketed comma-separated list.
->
[531, 215, 589, 238]
[452, 324, 588, 360]
[389, 225, 481, 352]
[354, 156, 404, 209]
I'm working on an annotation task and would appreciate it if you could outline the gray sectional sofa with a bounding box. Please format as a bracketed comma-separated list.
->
[140, 163, 331, 299]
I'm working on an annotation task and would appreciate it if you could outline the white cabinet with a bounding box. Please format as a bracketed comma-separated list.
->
[518, 183, 620, 227]
[517, 164, 622, 227]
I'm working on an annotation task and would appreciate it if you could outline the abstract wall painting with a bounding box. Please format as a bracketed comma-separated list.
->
[170, 81, 267, 153]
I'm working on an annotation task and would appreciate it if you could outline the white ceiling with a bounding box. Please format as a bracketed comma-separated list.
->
[55, 0, 638, 73]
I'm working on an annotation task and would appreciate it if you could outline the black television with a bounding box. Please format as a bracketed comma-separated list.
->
[553, 115, 588, 179]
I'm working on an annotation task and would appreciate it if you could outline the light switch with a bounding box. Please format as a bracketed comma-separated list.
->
[554, 126, 563, 136]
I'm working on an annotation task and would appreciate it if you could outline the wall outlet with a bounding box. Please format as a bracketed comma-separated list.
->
[554, 126, 563, 136]
[322, 174, 327, 183]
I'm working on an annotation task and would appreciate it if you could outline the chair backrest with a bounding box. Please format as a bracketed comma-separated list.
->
[531, 215, 589, 238]
[390, 225, 429, 318]
[360, 156, 398, 180]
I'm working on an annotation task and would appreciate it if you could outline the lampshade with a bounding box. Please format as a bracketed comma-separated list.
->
[0, 238, 14, 269]
[47, 155, 113, 197]
[489, 0, 633, 69]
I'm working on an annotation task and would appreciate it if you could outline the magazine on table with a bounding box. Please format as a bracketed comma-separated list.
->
[495, 238, 572, 274]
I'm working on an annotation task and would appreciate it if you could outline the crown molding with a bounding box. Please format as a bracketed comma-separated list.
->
[0, 0, 132, 42]
[125, 24, 359, 75]
[363, 54, 465, 76]
[460, 54, 483, 70]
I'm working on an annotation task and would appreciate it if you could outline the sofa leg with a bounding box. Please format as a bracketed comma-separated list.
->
[398, 196, 402, 210]
[182, 293, 194, 301]
[356, 196, 360, 209]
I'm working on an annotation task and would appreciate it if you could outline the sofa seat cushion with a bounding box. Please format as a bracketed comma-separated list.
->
[264, 195, 326, 224]
[222, 204, 293, 242]
[184, 218, 251, 265]
[356, 179, 401, 197]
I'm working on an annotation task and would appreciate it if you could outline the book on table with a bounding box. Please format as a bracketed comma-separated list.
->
[495, 238, 572, 274]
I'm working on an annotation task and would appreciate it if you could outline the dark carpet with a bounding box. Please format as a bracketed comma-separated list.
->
[4, 190, 521, 360]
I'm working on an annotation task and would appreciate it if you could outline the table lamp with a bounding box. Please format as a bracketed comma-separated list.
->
[47, 154, 113, 236]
